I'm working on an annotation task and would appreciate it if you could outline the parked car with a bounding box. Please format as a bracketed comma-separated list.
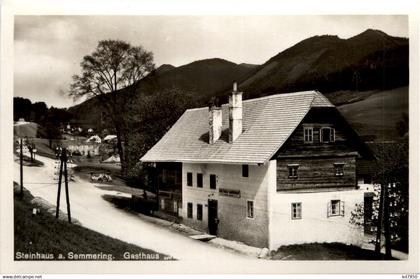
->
[90, 172, 112, 183]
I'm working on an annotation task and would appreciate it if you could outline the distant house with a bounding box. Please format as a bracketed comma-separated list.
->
[102, 154, 120, 164]
[103, 135, 117, 143]
[66, 140, 100, 157]
[14, 118, 29, 126]
[15, 145, 31, 157]
[141, 83, 375, 250]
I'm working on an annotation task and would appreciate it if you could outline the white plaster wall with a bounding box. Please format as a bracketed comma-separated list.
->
[268, 183, 366, 250]
[181, 161, 277, 247]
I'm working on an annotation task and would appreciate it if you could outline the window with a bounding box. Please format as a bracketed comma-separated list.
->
[303, 127, 313, 143]
[160, 198, 165, 210]
[328, 200, 345, 217]
[334, 163, 345, 176]
[187, 202, 193, 218]
[247, 200, 254, 219]
[320, 127, 335, 143]
[291, 203, 302, 219]
[288, 164, 299, 179]
[197, 173, 203, 188]
[210, 174, 217, 189]
[197, 204, 203, 221]
[331, 200, 339, 215]
[187, 172, 193, 186]
[242, 165, 249, 177]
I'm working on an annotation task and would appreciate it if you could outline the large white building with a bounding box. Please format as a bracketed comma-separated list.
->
[141, 84, 374, 250]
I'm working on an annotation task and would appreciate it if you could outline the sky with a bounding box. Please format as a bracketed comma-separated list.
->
[14, 15, 408, 108]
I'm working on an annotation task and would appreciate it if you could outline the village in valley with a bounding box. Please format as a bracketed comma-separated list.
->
[12, 16, 409, 263]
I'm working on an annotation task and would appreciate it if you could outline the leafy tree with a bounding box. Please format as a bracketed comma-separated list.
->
[13, 97, 32, 121]
[125, 87, 199, 180]
[349, 202, 364, 228]
[70, 40, 155, 175]
[349, 140, 408, 258]
[31, 102, 48, 123]
[48, 107, 73, 125]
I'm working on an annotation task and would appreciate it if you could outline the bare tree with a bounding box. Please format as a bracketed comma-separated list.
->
[70, 40, 155, 175]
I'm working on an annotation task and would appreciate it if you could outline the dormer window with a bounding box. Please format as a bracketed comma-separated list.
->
[303, 127, 313, 143]
[320, 127, 335, 143]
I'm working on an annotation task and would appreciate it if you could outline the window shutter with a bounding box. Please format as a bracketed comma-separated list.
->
[331, 128, 335, 142]
[327, 201, 331, 218]
[340, 201, 345, 216]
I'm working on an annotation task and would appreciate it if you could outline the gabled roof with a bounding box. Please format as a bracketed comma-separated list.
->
[141, 91, 334, 165]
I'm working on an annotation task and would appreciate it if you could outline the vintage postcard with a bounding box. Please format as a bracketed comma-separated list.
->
[1, 0, 419, 276]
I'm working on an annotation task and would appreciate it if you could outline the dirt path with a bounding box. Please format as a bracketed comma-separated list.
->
[14, 155, 249, 261]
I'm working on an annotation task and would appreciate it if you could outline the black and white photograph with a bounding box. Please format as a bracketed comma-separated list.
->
[1, 0, 420, 276]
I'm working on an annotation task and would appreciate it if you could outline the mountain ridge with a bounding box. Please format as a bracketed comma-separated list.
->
[68, 29, 408, 138]
[232, 29, 408, 100]
[68, 57, 256, 126]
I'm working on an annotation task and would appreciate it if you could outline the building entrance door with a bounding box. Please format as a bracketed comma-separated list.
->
[208, 199, 218, 235]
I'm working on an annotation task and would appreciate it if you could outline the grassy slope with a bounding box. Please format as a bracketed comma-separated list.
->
[336, 86, 408, 141]
[324, 89, 381, 106]
[14, 185, 172, 260]
[31, 138, 58, 159]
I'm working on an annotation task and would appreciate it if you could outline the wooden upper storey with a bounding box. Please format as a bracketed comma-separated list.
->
[275, 107, 369, 159]
[274, 107, 372, 191]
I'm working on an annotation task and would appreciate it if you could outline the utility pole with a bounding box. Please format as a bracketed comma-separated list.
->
[55, 147, 72, 223]
[64, 152, 71, 223]
[55, 157, 63, 219]
[20, 138, 23, 198]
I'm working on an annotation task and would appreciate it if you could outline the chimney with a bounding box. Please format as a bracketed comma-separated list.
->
[229, 82, 243, 143]
[209, 106, 222, 144]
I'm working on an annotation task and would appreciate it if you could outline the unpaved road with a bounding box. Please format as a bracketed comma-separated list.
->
[14, 155, 249, 261]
